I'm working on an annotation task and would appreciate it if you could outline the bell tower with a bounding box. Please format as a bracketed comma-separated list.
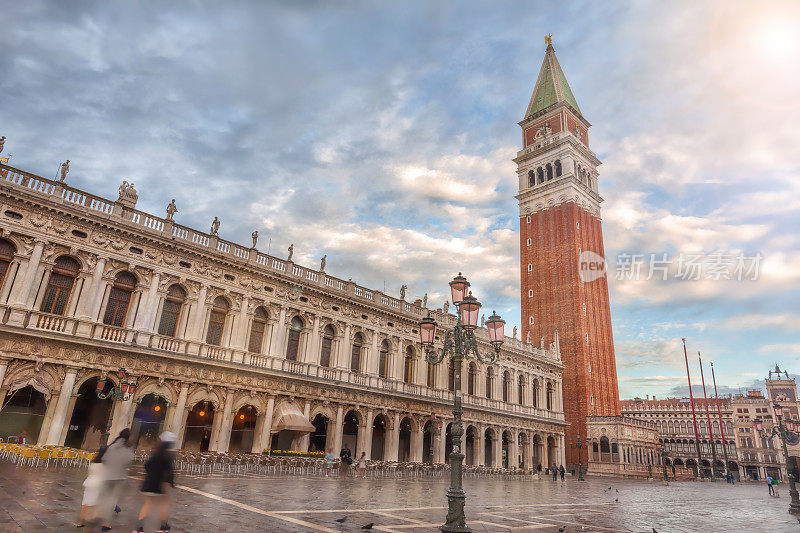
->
[516, 38, 620, 469]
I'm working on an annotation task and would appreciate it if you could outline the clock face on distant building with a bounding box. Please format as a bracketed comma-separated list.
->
[770, 389, 796, 402]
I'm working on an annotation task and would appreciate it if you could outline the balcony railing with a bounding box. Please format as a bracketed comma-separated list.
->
[1, 301, 564, 423]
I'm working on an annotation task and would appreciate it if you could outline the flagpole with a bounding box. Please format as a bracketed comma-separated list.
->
[683, 338, 704, 478]
[698, 352, 719, 480]
[710, 362, 731, 478]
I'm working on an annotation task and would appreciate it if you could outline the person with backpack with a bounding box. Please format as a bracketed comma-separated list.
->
[134, 432, 177, 533]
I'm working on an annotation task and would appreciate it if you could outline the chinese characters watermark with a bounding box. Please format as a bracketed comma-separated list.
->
[578, 251, 763, 282]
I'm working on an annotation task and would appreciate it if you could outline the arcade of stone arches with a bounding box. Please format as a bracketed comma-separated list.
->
[0, 359, 563, 469]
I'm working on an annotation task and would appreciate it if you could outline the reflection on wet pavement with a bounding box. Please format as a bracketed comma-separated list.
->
[0, 461, 797, 532]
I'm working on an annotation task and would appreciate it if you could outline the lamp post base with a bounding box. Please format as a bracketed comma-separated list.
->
[440, 487, 470, 533]
[789, 489, 800, 516]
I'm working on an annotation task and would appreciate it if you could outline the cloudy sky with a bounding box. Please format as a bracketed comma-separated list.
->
[2, 1, 799, 398]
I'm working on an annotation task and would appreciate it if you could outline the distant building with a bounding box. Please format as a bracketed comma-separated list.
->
[621, 396, 735, 479]
[621, 366, 800, 481]
[585, 415, 660, 478]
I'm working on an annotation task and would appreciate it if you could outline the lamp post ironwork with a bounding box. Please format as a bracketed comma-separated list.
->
[419, 273, 505, 533]
[95, 367, 137, 447]
[753, 404, 800, 516]
[569, 433, 585, 481]
[661, 447, 669, 482]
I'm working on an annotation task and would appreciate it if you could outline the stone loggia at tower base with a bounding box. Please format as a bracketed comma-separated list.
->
[584, 415, 660, 479]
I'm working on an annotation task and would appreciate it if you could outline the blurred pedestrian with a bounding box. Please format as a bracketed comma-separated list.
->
[767, 475, 775, 496]
[339, 443, 352, 477]
[76, 447, 107, 528]
[551, 464, 557, 481]
[559, 464, 565, 481]
[99, 428, 133, 531]
[357, 451, 367, 478]
[134, 432, 177, 533]
[324, 448, 335, 477]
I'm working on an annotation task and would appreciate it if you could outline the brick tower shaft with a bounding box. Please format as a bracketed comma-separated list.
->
[515, 41, 620, 469]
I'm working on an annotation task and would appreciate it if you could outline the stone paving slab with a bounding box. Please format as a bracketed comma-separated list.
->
[0, 461, 798, 532]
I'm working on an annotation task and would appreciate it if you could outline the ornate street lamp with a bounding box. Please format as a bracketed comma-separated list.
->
[753, 404, 800, 516]
[569, 432, 585, 481]
[96, 367, 137, 446]
[420, 273, 504, 533]
[661, 446, 670, 482]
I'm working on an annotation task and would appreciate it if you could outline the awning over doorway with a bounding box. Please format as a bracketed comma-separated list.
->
[271, 403, 315, 434]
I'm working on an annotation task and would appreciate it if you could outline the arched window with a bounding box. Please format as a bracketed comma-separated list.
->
[546, 381, 553, 410]
[517, 374, 525, 405]
[502, 371, 511, 402]
[554, 160, 562, 177]
[527, 169, 535, 187]
[600, 436, 610, 454]
[248, 306, 268, 353]
[103, 271, 137, 327]
[485, 367, 494, 399]
[158, 284, 186, 337]
[41, 256, 80, 315]
[206, 296, 230, 346]
[427, 361, 436, 388]
[532, 379, 539, 407]
[403, 346, 414, 384]
[350, 332, 363, 372]
[286, 316, 303, 361]
[0, 238, 16, 289]
[537, 167, 544, 184]
[546, 163, 553, 180]
[320, 325, 335, 367]
[379, 340, 390, 378]
[467, 363, 476, 395]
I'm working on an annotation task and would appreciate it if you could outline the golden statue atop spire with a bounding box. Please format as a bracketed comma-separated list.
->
[545, 34, 552, 46]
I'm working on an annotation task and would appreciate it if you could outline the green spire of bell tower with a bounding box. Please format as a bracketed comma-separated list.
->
[525, 38, 583, 119]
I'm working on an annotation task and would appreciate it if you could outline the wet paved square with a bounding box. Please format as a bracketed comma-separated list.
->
[0, 461, 797, 532]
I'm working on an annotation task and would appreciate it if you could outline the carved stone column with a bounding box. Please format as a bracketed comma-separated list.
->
[270, 307, 287, 357]
[510, 431, 520, 469]
[0, 359, 8, 392]
[369, 333, 378, 375]
[6, 240, 45, 326]
[188, 285, 208, 341]
[436, 424, 446, 464]
[299, 400, 312, 451]
[87, 260, 110, 323]
[168, 382, 189, 436]
[45, 367, 78, 445]
[362, 408, 374, 460]
[410, 421, 424, 462]
[386, 412, 400, 462]
[494, 429, 503, 468]
[254, 396, 275, 453]
[135, 272, 161, 332]
[332, 404, 344, 455]
[9, 240, 44, 307]
[477, 425, 486, 466]
[214, 388, 236, 453]
[338, 325, 351, 369]
[308, 315, 321, 364]
[231, 295, 249, 352]
[109, 387, 136, 439]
